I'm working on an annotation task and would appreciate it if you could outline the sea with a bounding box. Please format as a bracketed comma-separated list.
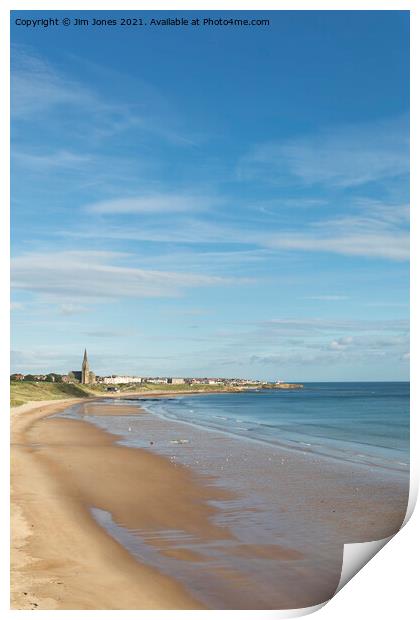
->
[59, 381, 410, 608]
[137, 382, 409, 473]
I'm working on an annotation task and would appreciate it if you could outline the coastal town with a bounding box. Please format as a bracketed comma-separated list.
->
[10, 349, 303, 391]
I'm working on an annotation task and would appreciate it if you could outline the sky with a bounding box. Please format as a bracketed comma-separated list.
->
[10, 10, 409, 381]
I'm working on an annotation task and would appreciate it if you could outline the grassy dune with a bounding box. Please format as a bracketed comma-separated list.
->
[10, 381, 93, 407]
[9, 381, 238, 407]
[11, 380, 303, 407]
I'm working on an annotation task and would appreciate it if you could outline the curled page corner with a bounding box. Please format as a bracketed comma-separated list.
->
[335, 535, 393, 595]
[273, 484, 416, 619]
[402, 483, 418, 527]
[333, 481, 416, 600]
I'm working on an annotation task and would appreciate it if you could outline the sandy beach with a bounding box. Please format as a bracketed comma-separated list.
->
[11, 398, 230, 609]
[11, 396, 409, 610]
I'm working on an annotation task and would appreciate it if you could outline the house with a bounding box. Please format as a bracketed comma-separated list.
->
[10, 373, 24, 381]
[102, 376, 144, 385]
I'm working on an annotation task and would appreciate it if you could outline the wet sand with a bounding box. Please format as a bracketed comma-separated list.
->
[11, 397, 409, 610]
[80, 399, 409, 608]
[11, 399, 230, 609]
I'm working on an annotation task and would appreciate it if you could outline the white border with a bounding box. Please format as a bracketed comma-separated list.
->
[1, 2, 417, 619]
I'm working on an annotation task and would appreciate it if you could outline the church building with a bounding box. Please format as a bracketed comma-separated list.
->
[70, 349, 96, 384]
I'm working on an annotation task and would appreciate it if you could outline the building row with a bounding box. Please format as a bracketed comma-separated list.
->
[10, 373, 271, 386]
[11, 350, 282, 387]
[10, 373, 71, 382]
[97, 376, 269, 386]
[98, 376, 188, 385]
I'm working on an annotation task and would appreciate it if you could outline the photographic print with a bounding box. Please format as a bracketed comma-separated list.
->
[10, 8, 410, 611]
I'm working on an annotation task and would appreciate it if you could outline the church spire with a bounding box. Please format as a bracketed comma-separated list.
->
[81, 349, 90, 384]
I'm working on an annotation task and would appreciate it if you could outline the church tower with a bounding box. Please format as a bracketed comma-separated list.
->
[81, 349, 90, 384]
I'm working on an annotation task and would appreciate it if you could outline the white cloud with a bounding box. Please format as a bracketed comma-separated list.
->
[240, 117, 408, 188]
[11, 46, 94, 118]
[11, 46, 196, 148]
[64, 218, 247, 245]
[66, 199, 409, 262]
[267, 231, 408, 260]
[328, 337, 354, 350]
[266, 205, 409, 261]
[259, 318, 408, 335]
[248, 330, 408, 368]
[11, 250, 234, 303]
[11, 348, 81, 372]
[13, 149, 91, 171]
[58, 303, 89, 316]
[85, 194, 214, 215]
[84, 330, 135, 338]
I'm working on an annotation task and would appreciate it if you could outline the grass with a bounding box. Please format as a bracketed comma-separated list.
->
[10, 381, 93, 407]
[9, 380, 239, 407]
[10, 379, 304, 407]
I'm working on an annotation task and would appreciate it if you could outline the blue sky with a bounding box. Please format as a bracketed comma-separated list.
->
[10, 10, 409, 381]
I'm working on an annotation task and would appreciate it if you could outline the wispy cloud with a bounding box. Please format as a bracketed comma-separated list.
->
[64, 218, 248, 245]
[266, 204, 409, 261]
[248, 331, 409, 368]
[66, 200, 409, 262]
[11, 46, 94, 118]
[259, 318, 408, 334]
[239, 117, 409, 188]
[84, 330, 137, 338]
[11, 250, 237, 304]
[174, 317, 409, 374]
[12, 149, 91, 171]
[85, 193, 215, 215]
[267, 230, 408, 260]
[11, 45, 196, 149]
[58, 303, 89, 316]
[11, 348, 82, 372]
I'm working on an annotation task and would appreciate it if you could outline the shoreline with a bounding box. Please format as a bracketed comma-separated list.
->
[128, 392, 409, 477]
